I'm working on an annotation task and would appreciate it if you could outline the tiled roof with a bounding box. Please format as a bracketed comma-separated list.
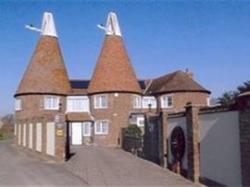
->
[88, 35, 142, 94]
[15, 36, 71, 96]
[147, 71, 210, 95]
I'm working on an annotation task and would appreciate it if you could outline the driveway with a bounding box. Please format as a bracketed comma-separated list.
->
[0, 140, 200, 186]
[0, 140, 87, 186]
[64, 146, 199, 187]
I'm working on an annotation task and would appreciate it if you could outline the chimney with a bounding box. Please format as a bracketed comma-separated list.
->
[185, 68, 193, 79]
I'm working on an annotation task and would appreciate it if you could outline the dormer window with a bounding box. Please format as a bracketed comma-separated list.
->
[161, 95, 173, 108]
[44, 96, 60, 110]
[142, 96, 157, 109]
[15, 99, 22, 111]
[94, 95, 108, 109]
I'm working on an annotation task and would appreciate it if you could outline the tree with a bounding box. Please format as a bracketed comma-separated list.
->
[217, 91, 239, 106]
[237, 80, 250, 94]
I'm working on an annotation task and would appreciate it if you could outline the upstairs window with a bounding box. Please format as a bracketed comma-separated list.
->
[15, 99, 22, 111]
[142, 96, 157, 109]
[133, 95, 142, 109]
[44, 96, 60, 110]
[161, 95, 173, 108]
[95, 120, 109, 135]
[67, 96, 89, 112]
[94, 95, 108, 109]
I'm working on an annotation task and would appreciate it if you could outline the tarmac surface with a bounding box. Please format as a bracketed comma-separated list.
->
[0, 140, 200, 186]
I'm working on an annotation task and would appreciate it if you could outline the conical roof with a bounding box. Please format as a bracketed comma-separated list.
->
[88, 12, 141, 94]
[16, 12, 71, 96]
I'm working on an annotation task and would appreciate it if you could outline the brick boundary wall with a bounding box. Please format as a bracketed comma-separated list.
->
[160, 95, 250, 186]
[185, 104, 200, 183]
[238, 95, 250, 187]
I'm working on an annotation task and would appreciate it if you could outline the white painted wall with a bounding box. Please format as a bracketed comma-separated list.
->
[28, 123, 33, 149]
[46, 122, 55, 156]
[36, 123, 42, 152]
[23, 124, 26, 147]
[168, 117, 187, 169]
[200, 111, 242, 186]
[18, 124, 21, 145]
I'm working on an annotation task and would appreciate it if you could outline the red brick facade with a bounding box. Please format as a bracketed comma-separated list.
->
[14, 12, 210, 161]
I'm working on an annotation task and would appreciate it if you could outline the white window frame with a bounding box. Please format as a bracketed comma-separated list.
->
[95, 120, 109, 135]
[161, 94, 173, 108]
[133, 95, 142, 109]
[83, 122, 91, 137]
[67, 96, 89, 112]
[44, 96, 60, 110]
[136, 116, 145, 127]
[15, 99, 22, 111]
[206, 97, 210, 106]
[94, 95, 108, 109]
[142, 96, 157, 109]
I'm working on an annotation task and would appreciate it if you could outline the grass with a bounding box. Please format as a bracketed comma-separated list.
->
[0, 132, 14, 140]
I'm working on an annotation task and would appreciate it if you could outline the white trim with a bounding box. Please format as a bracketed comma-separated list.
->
[94, 94, 108, 109]
[95, 120, 109, 135]
[161, 94, 174, 108]
[133, 95, 142, 109]
[15, 99, 22, 111]
[142, 96, 157, 109]
[137, 116, 145, 127]
[66, 96, 89, 112]
[83, 122, 91, 137]
[44, 96, 60, 110]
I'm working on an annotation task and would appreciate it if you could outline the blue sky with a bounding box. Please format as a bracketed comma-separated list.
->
[0, 0, 249, 115]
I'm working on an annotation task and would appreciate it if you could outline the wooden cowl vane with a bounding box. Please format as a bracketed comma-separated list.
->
[15, 12, 71, 96]
[88, 12, 141, 95]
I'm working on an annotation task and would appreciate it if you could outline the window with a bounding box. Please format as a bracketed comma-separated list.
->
[161, 95, 173, 108]
[94, 95, 108, 109]
[95, 120, 109, 135]
[83, 122, 91, 136]
[15, 99, 22, 111]
[206, 97, 210, 106]
[136, 116, 145, 127]
[67, 96, 89, 112]
[142, 96, 157, 109]
[133, 95, 142, 109]
[44, 96, 60, 110]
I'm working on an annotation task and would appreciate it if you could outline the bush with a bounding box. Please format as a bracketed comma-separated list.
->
[123, 125, 143, 155]
[124, 125, 142, 138]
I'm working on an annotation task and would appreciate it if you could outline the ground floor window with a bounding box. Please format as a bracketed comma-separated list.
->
[95, 120, 109, 135]
[83, 122, 91, 136]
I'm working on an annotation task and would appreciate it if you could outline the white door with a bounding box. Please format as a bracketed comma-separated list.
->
[36, 123, 42, 152]
[23, 124, 26, 147]
[71, 122, 82, 145]
[46, 122, 55, 156]
[29, 123, 33, 149]
[18, 124, 21, 145]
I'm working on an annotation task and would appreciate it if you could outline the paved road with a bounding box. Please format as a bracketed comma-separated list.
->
[64, 146, 200, 187]
[0, 140, 200, 186]
[0, 140, 88, 186]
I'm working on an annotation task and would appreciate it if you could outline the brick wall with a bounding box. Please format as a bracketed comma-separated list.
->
[90, 93, 137, 146]
[15, 94, 67, 161]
